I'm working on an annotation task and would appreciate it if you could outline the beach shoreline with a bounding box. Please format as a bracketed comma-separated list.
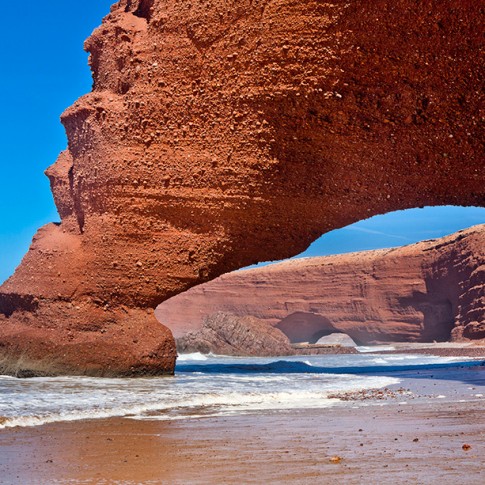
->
[1, 359, 485, 484]
[1, 400, 484, 484]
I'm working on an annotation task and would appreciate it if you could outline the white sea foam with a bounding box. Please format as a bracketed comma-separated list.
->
[0, 376, 398, 429]
[357, 346, 396, 353]
[0, 353, 482, 429]
[371, 358, 388, 364]
[177, 352, 209, 361]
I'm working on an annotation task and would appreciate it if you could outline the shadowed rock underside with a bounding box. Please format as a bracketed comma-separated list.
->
[0, 0, 483, 375]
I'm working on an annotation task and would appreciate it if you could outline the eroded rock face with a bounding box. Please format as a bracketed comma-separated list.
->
[157, 225, 485, 345]
[0, 0, 483, 375]
[177, 312, 294, 356]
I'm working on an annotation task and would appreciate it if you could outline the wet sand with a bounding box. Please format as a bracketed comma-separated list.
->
[1, 366, 485, 484]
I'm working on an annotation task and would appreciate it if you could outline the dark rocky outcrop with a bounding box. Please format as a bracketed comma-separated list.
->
[0, 1, 483, 375]
[177, 312, 294, 356]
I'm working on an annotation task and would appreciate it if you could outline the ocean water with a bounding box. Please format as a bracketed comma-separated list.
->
[0, 352, 482, 429]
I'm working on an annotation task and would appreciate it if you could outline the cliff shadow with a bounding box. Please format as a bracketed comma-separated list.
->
[398, 292, 455, 343]
[275, 312, 362, 345]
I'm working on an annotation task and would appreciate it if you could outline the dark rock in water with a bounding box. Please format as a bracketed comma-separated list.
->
[177, 312, 294, 356]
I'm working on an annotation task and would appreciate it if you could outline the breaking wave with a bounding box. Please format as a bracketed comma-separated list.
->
[0, 353, 482, 429]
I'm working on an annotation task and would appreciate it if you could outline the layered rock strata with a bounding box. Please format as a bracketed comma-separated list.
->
[157, 225, 485, 345]
[1, 0, 484, 375]
[177, 312, 294, 356]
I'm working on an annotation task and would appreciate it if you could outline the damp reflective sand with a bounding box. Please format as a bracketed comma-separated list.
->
[1, 352, 485, 483]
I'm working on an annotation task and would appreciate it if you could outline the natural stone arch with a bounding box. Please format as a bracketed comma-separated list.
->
[0, 0, 483, 376]
[275, 312, 341, 345]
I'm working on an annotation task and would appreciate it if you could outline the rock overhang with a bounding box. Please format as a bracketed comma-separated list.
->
[0, 0, 483, 376]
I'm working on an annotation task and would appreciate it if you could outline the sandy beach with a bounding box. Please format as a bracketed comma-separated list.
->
[1, 362, 485, 484]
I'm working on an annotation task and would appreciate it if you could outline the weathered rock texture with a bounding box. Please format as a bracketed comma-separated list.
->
[157, 225, 485, 345]
[177, 312, 294, 356]
[0, 0, 483, 375]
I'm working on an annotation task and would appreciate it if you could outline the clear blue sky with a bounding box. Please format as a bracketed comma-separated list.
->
[0, 1, 484, 284]
[0, 1, 114, 284]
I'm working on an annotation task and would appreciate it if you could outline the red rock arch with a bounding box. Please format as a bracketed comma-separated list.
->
[0, 0, 483, 375]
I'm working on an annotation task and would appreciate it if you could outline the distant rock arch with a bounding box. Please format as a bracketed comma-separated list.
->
[276, 312, 339, 345]
[156, 225, 484, 350]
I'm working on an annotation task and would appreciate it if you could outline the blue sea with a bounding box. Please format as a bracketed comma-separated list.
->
[0, 352, 483, 429]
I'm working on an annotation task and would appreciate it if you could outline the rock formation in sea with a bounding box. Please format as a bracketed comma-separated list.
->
[157, 225, 485, 346]
[177, 312, 294, 356]
[0, 0, 483, 375]
[176, 313, 358, 356]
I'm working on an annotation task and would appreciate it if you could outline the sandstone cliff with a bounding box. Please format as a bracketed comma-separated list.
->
[157, 225, 485, 345]
[0, 0, 483, 375]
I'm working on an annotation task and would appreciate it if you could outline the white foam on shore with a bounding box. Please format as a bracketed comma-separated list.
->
[0, 375, 399, 429]
[1, 353, 482, 430]
[177, 352, 209, 361]
[356, 346, 396, 353]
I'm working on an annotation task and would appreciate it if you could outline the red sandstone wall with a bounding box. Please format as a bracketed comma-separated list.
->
[157, 225, 485, 344]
